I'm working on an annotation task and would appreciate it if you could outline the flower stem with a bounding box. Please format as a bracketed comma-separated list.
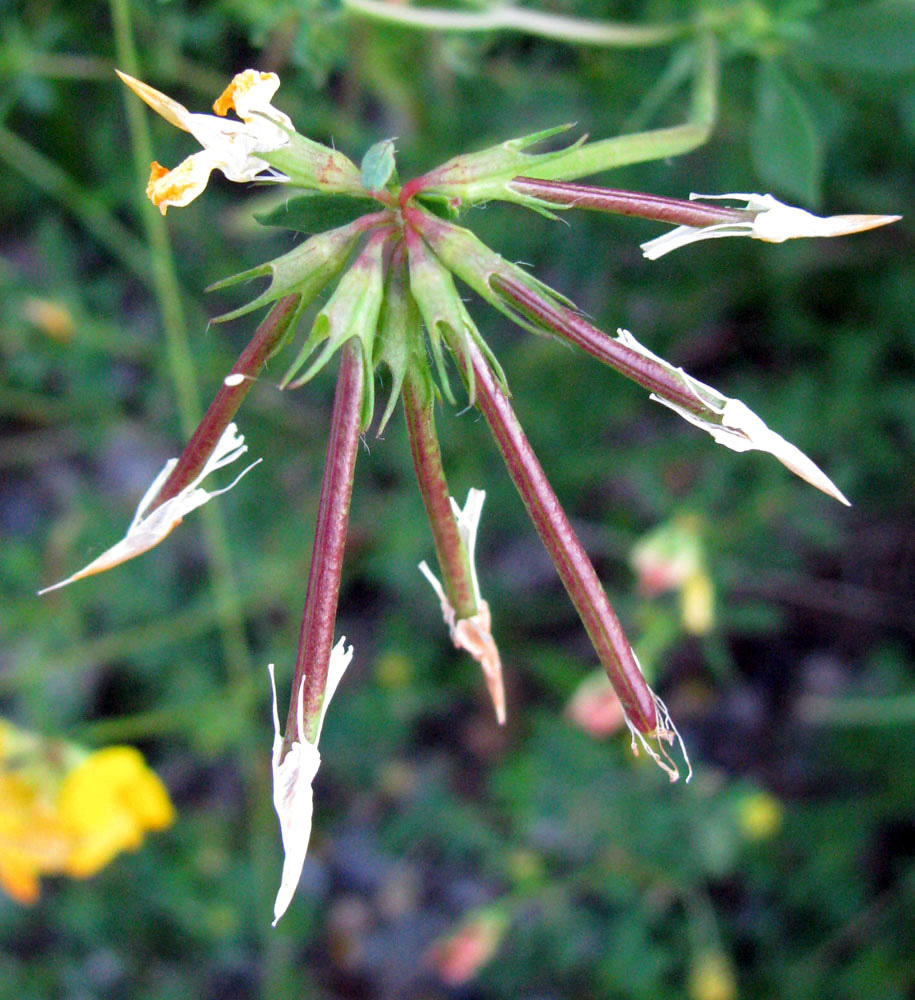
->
[149, 295, 301, 510]
[509, 179, 749, 227]
[450, 334, 658, 734]
[402, 368, 478, 622]
[490, 273, 705, 415]
[286, 338, 364, 750]
[517, 32, 718, 183]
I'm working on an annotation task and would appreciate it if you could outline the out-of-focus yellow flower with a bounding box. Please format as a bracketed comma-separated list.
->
[57, 747, 175, 877]
[688, 949, 738, 1000]
[681, 570, 715, 636]
[0, 721, 174, 904]
[23, 297, 75, 343]
[736, 790, 783, 841]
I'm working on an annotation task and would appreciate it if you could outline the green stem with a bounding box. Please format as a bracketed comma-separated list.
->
[109, 0, 249, 681]
[0, 123, 150, 281]
[520, 31, 718, 182]
[341, 0, 687, 47]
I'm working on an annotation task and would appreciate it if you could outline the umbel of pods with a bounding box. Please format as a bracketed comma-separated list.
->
[40, 64, 898, 922]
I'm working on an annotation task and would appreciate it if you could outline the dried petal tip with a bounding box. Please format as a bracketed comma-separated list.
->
[38, 422, 260, 594]
[619, 649, 691, 782]
[641, 192, 900, 259]
[624, 689, 693, 784]
[419, 489, 505, 724]
[269, 637, 353, 926]
[616, 330, 851, 506]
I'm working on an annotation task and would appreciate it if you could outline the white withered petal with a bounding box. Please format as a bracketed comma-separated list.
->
[616, 330, 850, 506]
[419, 489, 505, 724]
[269, 637, 353, 926]
[117, 69, 291, 214]
[38, 423, 260, 594]
[641, 192, 900, 260]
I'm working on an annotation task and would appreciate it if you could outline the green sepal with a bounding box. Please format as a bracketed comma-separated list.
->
[283, 233, 389, 430]
[408, 206, 576, 337]
[360, 138, 398, 192]
[411, 123, 585, 209]
[415, 192, 461, 222]
[374, 256, 429, 435]
[262, 129, 364, 196]
[254, 193, 383, 234]
[207, 217, 370, 323]
[404, 230, 472, 406]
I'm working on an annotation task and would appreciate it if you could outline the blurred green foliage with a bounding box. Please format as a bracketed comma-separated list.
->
[1, 0, 913, 997]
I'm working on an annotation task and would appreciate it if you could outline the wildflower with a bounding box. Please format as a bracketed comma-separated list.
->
[631, 515, 715, 635]
[681, 570, 715, 635]
[419, 490, 505, 724]
[116, 69, 293, 214]
[0, 720, 173, 904]
[688, 949, 738, 1000]
[23, 297, 75, 342]
[736, 789, 783, 840]
[38, 422, 259, 594]
[641, 192, 900, 259]
[269, 636, 353, 926]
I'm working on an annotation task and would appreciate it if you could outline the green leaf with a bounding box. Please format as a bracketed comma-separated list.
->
[254, 194, 379, 234]
[360, 138, 397, 191]
[795, 1, 915, 74]
[750, 59, 822, 206]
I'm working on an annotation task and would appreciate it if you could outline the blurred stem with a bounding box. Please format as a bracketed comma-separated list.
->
[403, 367, 478, 621]
[341, 0, 688, 47]
[150, 295, 301, 509]
[286, 339, 364, 750]
[519, 31, 718, 181]
[798, 693, 915, 727]
[110, 0, 250, 686]
[0, 123, 150, 280]
[2, 555, 300, 696]
[450, 334, 658, 734]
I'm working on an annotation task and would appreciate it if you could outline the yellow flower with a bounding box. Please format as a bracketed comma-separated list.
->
[688, 949, 737, 1000]
[736, 790, 783, 841]
[117, 69, 292, 214]
[58, 747, 175, 877]
[0, 721, 174, 903]
[681, 570, 715, 635]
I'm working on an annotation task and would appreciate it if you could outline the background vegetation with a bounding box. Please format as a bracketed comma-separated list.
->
[1, 1, 913, 997]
